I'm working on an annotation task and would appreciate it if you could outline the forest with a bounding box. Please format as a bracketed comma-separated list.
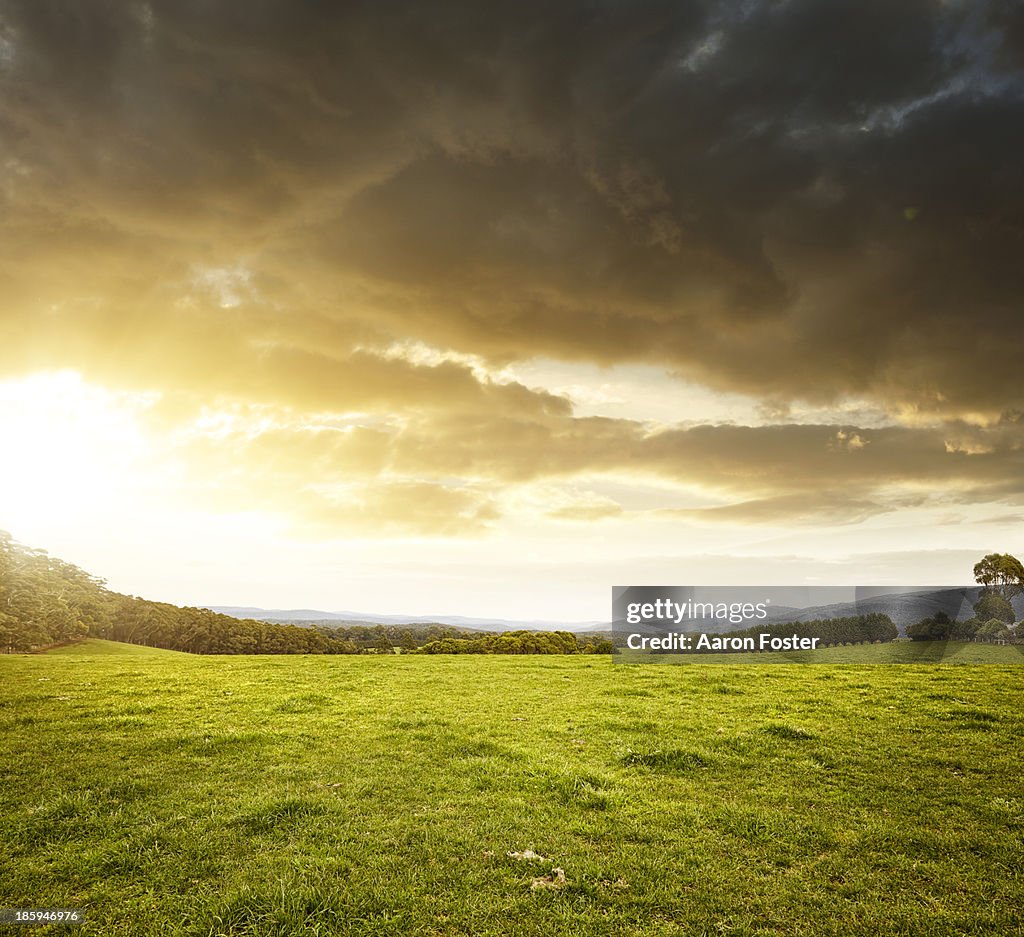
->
[0, 530, 338, 654]
[5, 531, 1022, 656]
[0, 531, 609, 655]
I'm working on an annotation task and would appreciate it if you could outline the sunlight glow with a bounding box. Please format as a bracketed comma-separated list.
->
[0, 371, 156, 533]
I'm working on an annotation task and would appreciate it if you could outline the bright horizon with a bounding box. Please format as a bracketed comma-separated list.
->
[0, 369, 1011, 623]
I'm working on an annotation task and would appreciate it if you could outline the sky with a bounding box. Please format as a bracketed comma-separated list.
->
[1, 0, 1023, 621]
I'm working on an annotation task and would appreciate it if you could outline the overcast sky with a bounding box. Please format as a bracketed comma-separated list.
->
[1, 0, 1022, 620]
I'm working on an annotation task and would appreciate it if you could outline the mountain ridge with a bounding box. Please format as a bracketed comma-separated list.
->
[204, 606, 607, 633]
[208, 588, 1024, 636]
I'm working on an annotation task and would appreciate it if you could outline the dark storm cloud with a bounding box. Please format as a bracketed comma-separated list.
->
[3, 0, 1022, 417]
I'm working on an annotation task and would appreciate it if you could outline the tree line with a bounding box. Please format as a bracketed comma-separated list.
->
[417, 630, 613, 655]
[6, 531, 1020, 655]
[724, 611, 899, 647]
[0, 530, 345, 654]
[287, 621, 552, 653]
[0, 531, 608, 655]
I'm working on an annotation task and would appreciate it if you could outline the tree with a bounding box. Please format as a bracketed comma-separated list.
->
[950, 617, 980, 640]
[973, 553, 1024, 601]
[907, 614, 952, 641]
[974, 592, 1015, 625]
[976, 618, 1012, 643]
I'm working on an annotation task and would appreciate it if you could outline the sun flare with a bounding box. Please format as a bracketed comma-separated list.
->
[0, 372, 155, 535]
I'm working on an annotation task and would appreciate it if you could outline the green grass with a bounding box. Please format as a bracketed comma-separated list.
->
[1, 643, 1022, 936]
[621, 640, 1024, 665]
[46, 639, 186, 658]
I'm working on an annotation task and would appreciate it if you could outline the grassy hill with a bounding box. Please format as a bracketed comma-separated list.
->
[2, 650, 1022, 936]
[47, 639, 187, 658]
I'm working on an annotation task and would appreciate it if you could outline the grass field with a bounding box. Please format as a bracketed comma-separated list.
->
[619, 640, 1024, 665]
[2, 640, 1022, 936]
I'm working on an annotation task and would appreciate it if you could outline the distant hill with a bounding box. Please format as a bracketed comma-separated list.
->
[773, 588, 1010, 632]
[205, 606, 608, 633]
[765, 588, 1022, 634]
